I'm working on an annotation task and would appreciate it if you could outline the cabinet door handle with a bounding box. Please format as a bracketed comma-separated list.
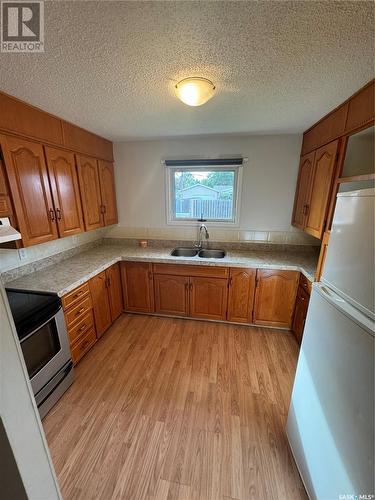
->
[49, 208, 55, 221]
[229, 276, 233, 286]
[79, 324, 86, 332]
[56, 208, 62, 220]
[74, 291, 84, 298]
[303, 204, 310, 216]
[185, 282, 189, 291]
[148, 271, 153, 280]
[189, 283, 193, 291]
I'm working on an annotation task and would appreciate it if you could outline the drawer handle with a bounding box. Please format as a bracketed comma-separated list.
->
[79, 324, 86, 332]
[75, 307, 85, 316]
[74, 290, 84, 298]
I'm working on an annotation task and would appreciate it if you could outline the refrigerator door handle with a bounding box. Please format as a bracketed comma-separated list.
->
[315, 284, 375, 336]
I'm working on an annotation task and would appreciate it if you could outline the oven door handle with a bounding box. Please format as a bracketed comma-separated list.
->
[19, 305, 63, 344]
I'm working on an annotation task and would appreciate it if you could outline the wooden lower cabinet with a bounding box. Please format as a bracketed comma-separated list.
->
[253, 270, 299, 328]
[227, 268, 256, 323]
[121, 262, 154, 313]
[89, 271, 112, 338]
[189, 276, 228, 321]
[154, 274, 189, 317]
[106, 263, 123, 321]
[62, 283, 97, 366]
[292, 286, 310, 344]
[89, 264, 123, 338]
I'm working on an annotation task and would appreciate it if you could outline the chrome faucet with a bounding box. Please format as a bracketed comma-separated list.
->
[195, 223, 209, 249]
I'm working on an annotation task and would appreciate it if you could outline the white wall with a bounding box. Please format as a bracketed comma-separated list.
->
[109, 135, 318, 245]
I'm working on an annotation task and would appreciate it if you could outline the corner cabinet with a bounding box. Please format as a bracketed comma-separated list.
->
[121, 262, 155, 313]
[292, 140, 339, 240]
[0, 135, 58, 246]
[253, 270, 299, 328]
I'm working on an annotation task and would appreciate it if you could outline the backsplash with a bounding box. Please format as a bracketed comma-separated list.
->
[105, 225, 320, 246]
[0, 227, 110, 276]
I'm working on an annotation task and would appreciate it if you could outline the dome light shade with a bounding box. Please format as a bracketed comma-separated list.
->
[175, 77, 216, 106]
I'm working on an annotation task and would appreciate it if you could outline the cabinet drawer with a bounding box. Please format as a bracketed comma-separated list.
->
[65, 295, 92, 327]
[152, 263, 228, 278]
[71, 327, 96, 365]
[62, 282, 90, 310]
[299, 274, 312, 295]
[67, 309, 94, 345]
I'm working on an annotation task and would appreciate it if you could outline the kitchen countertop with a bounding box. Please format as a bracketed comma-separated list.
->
[5, 244, 318, 297]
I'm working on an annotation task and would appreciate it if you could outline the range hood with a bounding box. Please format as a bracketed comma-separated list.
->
[0, 218, 21, 244]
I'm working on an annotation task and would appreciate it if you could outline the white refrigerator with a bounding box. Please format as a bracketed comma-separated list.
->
[287, 188, 375, 500]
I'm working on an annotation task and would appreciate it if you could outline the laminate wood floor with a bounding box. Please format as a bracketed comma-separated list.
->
[43, 314, 307, 500]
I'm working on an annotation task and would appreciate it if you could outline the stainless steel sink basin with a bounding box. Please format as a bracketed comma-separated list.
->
[171, 247, 199, 257]
[198, 249, 226, 259]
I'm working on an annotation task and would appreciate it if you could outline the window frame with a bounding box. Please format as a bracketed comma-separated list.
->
[166, 165, 243, 226]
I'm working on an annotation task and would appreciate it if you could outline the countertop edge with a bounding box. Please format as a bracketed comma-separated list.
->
[6, 252, 316, 297]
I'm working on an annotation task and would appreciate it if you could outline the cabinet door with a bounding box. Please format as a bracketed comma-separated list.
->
[44, 147, 84, 238]
[1, 135, 58, 246]
[98, 160, 118, 226]
[291, 152, 315, 229]
[76, 155, 103, 231]
[121, 262, 154, 313]
[227, 268, 256, 323]
[305, 140, 339, 239]
[89, 271, 112, 338]
[154, 274, 189, 317]
[292, 286, 310, 344]
[106, 263, 123, 322]
[189, 277, 228, 321]
[253, 270, 299, 328]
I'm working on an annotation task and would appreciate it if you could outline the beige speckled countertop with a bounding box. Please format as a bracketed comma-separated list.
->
[5, 244, 318, 296]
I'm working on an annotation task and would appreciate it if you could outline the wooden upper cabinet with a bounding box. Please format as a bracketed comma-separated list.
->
[121, 262, 154, 313]
[345, 80, 375, 133]
[98, 160, 118, 226]
[253, 270, 299, 328]
[291, 152, 315, 230]
[76, 155, 103, 231]
[62, 121, 114, 161]
[44, 147, 84, 238]
[89, 271, 112, 338]
[106, 263, 123, 322]
[304, 140, 339, 239]
[1, 135, 58, 246]
[227, 268, 256, 323]
[0, 92, 63, 145]
[0, 155, 13, 217]
[189, 276, 228, 321]
[154, 274, 189, 317]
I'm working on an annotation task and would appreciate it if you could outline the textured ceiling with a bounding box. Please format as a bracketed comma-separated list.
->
[0, 1, 374, 141]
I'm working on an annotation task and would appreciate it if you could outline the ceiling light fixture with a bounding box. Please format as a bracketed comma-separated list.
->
[174, 77, 216, 107]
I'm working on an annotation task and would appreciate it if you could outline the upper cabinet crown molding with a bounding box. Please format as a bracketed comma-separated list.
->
[301, 79, 375, 155]
[0, 92, 63, 145]
[0, 91, 113, 162]
[62, 121, 113, 162]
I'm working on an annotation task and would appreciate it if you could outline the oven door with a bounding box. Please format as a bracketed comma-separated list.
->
[20, 307, 71, 395]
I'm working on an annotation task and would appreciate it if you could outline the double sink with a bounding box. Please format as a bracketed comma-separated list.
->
[171, 247, 226, 259]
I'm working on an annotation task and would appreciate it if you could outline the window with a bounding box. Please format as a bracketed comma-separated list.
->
[166, 159, 243, 224]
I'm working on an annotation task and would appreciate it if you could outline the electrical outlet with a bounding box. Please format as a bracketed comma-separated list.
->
[18, 248, 27, 260]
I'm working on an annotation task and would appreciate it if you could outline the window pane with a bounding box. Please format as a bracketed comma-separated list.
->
[173, 169, 235, 221]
